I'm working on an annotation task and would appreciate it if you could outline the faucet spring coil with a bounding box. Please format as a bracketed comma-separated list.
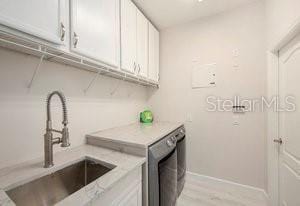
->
[46, 91, 68, 125]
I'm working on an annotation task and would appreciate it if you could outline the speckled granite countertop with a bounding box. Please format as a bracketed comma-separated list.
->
[86, 122, 184, 149]
[0, 145, 145, 206]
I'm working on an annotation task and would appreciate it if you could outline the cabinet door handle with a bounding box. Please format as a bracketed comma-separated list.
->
[60, 23, 66, 41]
[138, 64, 141, 74]
[73, 32, 79, 48]
[133, 62, 137, 73]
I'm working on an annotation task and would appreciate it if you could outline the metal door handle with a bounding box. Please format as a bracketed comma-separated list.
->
[60, 23, 66, 41]
[73, 32, 79, 48]
[274, 138, 283, 145]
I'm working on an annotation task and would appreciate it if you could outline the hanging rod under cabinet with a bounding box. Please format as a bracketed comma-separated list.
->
[0, 31, 159, 88]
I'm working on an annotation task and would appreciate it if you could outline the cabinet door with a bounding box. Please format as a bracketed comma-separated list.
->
[136, 10, 148, 78]
[70, 0, 119, 67]
[0, 0, 66, 44]
[117, 183, 142, 206]
[148, 23, 160, 82]
[120, 0, 137, 73]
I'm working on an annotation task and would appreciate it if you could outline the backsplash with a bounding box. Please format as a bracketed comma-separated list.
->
[0, 48, 148, 169]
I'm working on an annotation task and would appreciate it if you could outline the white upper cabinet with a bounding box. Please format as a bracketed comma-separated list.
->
[120, 0, 137, 73]
[148, 23, 160, 82]
[0, 0, 66, 44]
[0, 0, 159, 85]
[136, 10, 148, 78]
[121, 0, 159, 81]
[70, 0, 120, 67]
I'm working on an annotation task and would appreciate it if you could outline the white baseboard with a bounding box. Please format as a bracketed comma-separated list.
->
[186, 171, 270, 205]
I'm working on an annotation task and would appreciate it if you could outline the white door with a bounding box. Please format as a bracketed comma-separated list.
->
[136, 10, 148, 78]
[0, 0, 66, 44]
[278, 33, 300, 206]
[70, 0, 119, 67]
[121, 0, 137, 73]
[148, 23, 160, 82]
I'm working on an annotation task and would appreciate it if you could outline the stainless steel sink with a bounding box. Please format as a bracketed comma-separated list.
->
[6, 159, 115, 206]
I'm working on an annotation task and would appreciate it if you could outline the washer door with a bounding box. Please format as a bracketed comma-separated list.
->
[158, 148, 178, 206]
[177, 135, 186, 197]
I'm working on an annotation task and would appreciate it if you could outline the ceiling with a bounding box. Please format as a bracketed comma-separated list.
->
[132, 0, 259, 29]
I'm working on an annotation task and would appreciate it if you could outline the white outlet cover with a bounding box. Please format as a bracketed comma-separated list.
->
[233, 115, 240, 126]
[186, 114, 193, 122]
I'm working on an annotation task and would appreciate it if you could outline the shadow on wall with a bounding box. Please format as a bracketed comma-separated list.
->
[0, 48, 148, 169]
[146, 87, 158, 101]
[0, 48, 147, 100]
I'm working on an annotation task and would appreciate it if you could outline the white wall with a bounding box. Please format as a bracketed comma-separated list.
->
[148, 1, 267, 189]
[0, 48, 148, 169]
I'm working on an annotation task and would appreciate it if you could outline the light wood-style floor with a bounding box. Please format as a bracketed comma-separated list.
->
[177, 178, 268, 206]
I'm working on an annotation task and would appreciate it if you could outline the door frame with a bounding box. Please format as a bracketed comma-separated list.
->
[268, 17, 300, 206]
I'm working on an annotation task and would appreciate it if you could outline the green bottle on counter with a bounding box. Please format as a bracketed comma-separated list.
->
[140, 110, 153, 123]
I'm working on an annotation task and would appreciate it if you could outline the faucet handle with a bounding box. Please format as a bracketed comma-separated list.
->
[61, 126, 70, 147]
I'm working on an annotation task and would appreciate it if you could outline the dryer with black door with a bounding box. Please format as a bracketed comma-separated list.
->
[148, 129, 178, 206]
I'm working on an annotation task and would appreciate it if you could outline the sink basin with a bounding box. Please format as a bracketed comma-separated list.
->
[6, 159, 115, 206]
